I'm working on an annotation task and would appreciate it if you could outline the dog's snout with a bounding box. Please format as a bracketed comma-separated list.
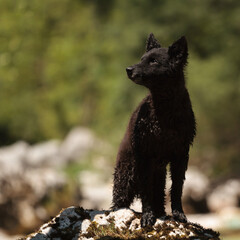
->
[126, 67, 133, 75]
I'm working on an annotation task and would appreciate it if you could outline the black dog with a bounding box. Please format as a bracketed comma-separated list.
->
[112, 33, 196, 227]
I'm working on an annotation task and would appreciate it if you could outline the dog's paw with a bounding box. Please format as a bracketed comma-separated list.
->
[172, 210, 187, 223]
[141, 211, 156, 227]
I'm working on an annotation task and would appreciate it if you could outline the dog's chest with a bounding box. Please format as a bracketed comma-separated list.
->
[136, 115, 162, 139]
[133, 103, 179, 157]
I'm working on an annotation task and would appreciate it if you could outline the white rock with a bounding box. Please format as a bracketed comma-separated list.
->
[93, 214, 109, 226]
[129, 218, 141, 231]
[60, 127, 96, 162]
[184, 167, 209, 201]
[107, 208, 135, 230]
[154, 218, 165, 229]
[169, 231, 176, 237]
[207, 179, 240, 212]
[189, 231, 195, 237]
[188, 213, 222, 229]
[173, 228, 185, 236]
[78, 171, 112, 209]
[81, 219, 91, 234]
[179, 224, 184, 229]
[24, 168, 66, 200]
[25, 140, 64, 167]
[0, 141, 28, 175]
[41, 226, 52, 236]
[79, 238, 94, 240]
[168, 223, 175, 228]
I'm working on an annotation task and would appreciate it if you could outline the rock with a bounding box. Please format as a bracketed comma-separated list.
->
[22, 207, 90, 240]
[129, 218, 141, 231]
[60, 127, 98, 162]
[0, 141, 28, 175]
[183, 167, 210, 213]
[184, 168, 210, 201]
[0, 140, 67, 234]
[0, 126, 108, 236]
[207, 179, 240, 213]
[0, 168, 67, 234]
[92, 213, 109, 226]
[81, 219, 91, 234]
[78, 171, 112, 210]
[107, 208, 135, 230]
[25, 140, 65, 167]
[24, 168, 66, 200]
[21, 206, 220, 240]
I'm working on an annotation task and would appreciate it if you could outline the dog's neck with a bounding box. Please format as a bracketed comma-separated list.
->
[148, 74, 186, 111]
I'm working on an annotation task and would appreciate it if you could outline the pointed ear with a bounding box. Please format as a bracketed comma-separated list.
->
[146, 33, 161, 52]
[168, 36, 188, 66]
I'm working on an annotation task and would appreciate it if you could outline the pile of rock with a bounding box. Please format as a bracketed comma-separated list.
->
[184, 168, 240, 215]
[22, 206, 220, 240]
[0, 127, 107, 235]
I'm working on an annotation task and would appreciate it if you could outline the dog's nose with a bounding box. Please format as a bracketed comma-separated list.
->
[126, 67, 133, 75]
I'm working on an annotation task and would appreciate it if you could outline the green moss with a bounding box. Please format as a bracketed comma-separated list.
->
[83, 220, 145, 239]
[82, 218, 220, 240]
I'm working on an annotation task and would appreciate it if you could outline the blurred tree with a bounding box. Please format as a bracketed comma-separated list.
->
[0, 0, 239, 177]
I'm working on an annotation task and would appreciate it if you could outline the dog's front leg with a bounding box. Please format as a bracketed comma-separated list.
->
[170, 153, 189, 222]
[139, 162, 157, 227]
[141, 194, 156, 227]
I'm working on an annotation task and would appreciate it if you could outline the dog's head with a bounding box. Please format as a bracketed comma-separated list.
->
[126, 33, 188, 88]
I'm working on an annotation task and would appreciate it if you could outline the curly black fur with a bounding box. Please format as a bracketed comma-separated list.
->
[112, 34, 196, 227]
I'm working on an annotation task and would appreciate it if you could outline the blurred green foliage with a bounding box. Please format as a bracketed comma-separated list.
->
[0, 0, 239, 177]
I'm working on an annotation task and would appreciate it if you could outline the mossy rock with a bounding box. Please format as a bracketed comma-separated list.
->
[20, 206, 220, 240]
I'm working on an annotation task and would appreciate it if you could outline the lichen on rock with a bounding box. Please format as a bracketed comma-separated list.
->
[21, 206, 220, 240]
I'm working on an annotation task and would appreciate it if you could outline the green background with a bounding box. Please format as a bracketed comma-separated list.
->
[0, 0, 239, 178]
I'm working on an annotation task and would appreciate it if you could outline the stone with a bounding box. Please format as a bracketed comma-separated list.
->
[25, 140, 64, 167]
[0, 141, 28, 176]
[81, 219, 91, 234]
[183, 167, 210, 213]
[78, 171, 112, 210]
[60, 127, 97, 162]
[207, 179, 240, 213]
[184, 167, 210, 201]
[0, 127, 109, 237]
[129, 218, 141, 231]
[21, 206, 220, 240]
[107, 208, 135, 230]
[0, 142, 67, 235]
[92, 214, 109, 226]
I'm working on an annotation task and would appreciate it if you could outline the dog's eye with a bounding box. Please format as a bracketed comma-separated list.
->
[149, 58, 158, 65]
